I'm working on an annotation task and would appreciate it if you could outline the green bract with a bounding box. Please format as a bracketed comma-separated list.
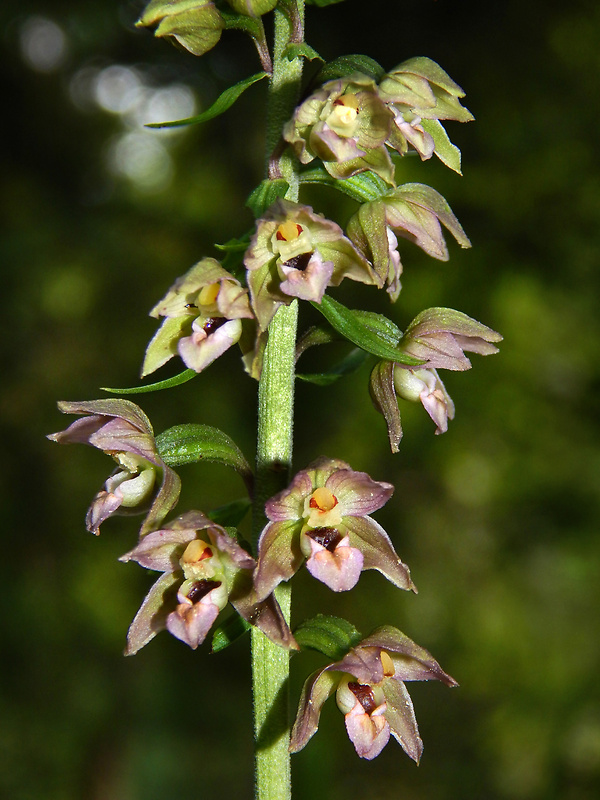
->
[137, 0, 224, 57]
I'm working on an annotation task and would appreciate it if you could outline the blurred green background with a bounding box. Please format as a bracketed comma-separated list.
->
[2, 0, 599, 798]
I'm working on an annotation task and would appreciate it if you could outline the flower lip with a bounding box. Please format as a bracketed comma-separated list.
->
[185, 579, 221, 604]
[348, 681, 378, 715]
[304, 526, 343, 552]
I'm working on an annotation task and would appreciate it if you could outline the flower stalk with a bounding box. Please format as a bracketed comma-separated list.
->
[251, 4, 305, 799]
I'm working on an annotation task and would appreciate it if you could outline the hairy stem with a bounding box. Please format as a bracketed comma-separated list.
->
[251, 4, 305, 800]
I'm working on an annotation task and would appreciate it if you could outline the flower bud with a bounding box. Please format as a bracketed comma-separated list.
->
[137, 1, 224, 57]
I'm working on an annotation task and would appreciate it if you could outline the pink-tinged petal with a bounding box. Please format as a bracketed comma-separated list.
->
[253, 520, 304, 601]
[265, 470, 313, 521]
[178, 318, 242, 373]
[309, 121, 365, 162]
[140, 463, 182, 537]
[345, 516, 416, 592]
[119, 527, 197, 571]
[86, 490, 123, 536]
[88, 417, 157, 462]
[358, 626, 458, 686]
[420, 384, 453, 434]
[124, 572, 179, 656]
[231, 590, 298, 650]
[345, 700, 390, 760]
[380, 679, 423, 763]
[289, 668, 341, 753]
[333, 646, 387, 685]
[306, 538, 364, 592]
[216, 280, 253, 320]
[47, 414, 107, 445]
[279, 251, 334, 302]
[370, 360, 404, 454]
[53, 399, 154, 437]
[166, 596, 220, 650]
[325, 469, 394, 517]
[208, 526, 255, 572]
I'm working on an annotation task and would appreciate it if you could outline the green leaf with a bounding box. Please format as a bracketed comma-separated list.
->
[283, 42, 323, 63]
[295, 324, 338, 361]
[101, 368, 197, 395]
[145, 71, 268, 129]
[316, 54, 385, 83]
[294, 614, 363, 660]
[211, 612, 251, 653]
[311, 295, 425, 365]
[296, 347, 370, 385]
[156, 423, 253, 490]
[208, 498, 252, 527]
[246, 178, 289, 217]
[299, 165, 390, 203]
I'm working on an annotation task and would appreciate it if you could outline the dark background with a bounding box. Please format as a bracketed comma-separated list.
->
[2, 1, 599, 798]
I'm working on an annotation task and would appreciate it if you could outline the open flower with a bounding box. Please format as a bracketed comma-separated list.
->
[370, 309, 501, 449]
[346, 184, 472, 301]
[244, 199, 375, 330]
[142, 258, 253, 377]
[290, 625, 457, 761]
[120, 511, 297, 653]
[283, 74, 395, 183]
[253, 457, 415, 599]
[48, 399, 180, 535]
[378, 57, 474, 172]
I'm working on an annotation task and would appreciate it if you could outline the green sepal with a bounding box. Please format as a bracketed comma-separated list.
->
[246, 178, 290, 217]
[421, 119, 462, 174]
[211, 612, 251, 653]
[294, 614, 363, 660]
[298, 164, 390, 203]
[311, 295, 425, 365]
[296, 347, 370, 385]
[316, 54, 385, 83]
[101, 368, 197, 395]
[283, 43, 323, 63]
[145, 71, 268, 129]
[155, 423, 253, 491]
[208, 497, 252, 527]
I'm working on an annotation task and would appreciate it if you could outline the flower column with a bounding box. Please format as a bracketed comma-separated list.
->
[251, 4, 304, 800]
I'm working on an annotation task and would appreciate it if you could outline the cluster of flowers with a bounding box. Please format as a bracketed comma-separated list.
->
[49, 48, 501, 763]
[49, 400, 451, 760]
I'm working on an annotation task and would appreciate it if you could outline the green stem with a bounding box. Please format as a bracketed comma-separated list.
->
[251, 4, 305, 800]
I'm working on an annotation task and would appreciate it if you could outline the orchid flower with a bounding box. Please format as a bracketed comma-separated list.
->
[253, 457, 415, 599]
